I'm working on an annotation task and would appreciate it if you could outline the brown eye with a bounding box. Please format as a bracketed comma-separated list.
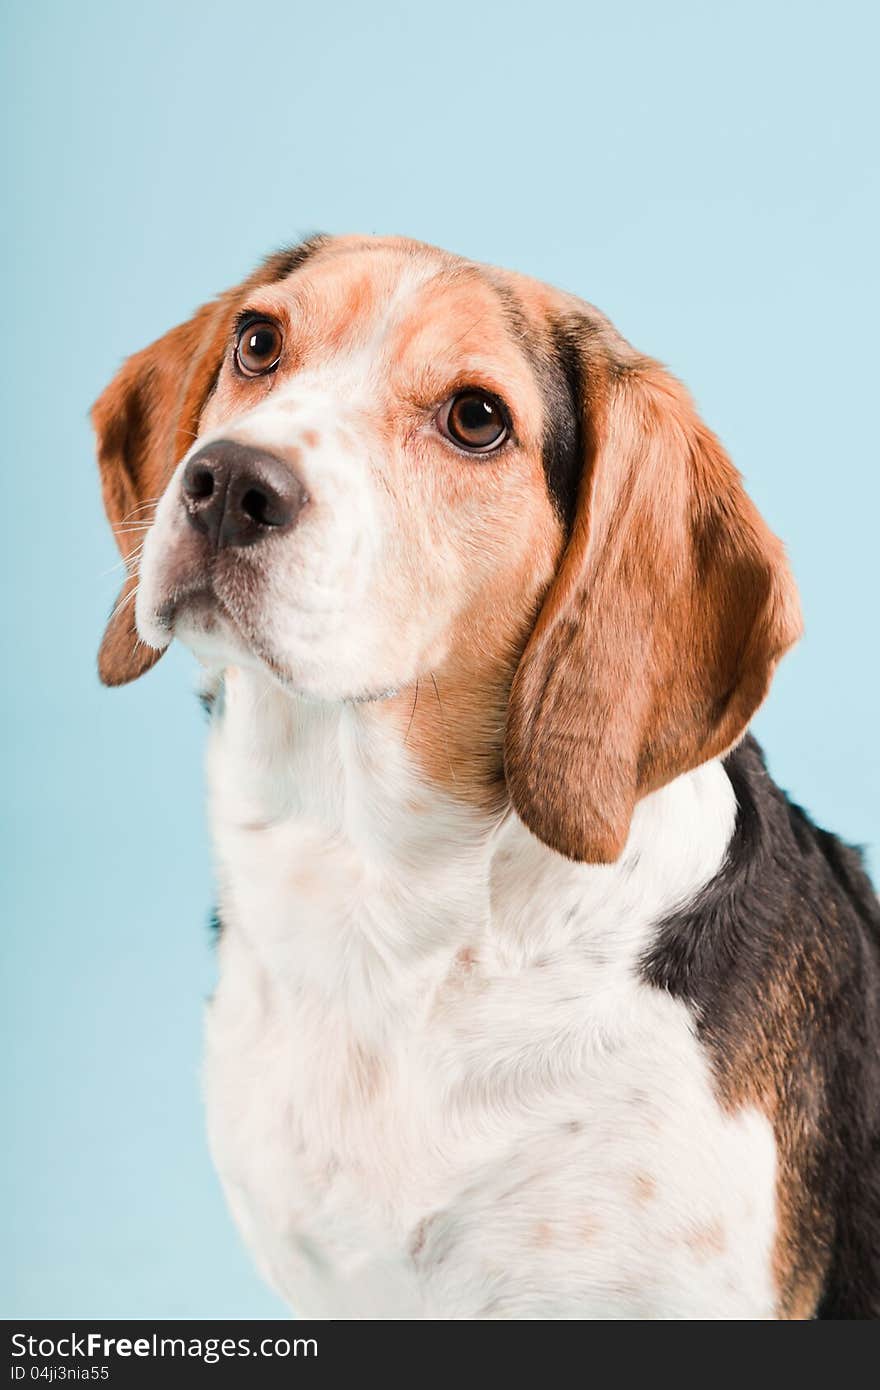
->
[438, 390, 509, 453]
[235, 318, 283, 376]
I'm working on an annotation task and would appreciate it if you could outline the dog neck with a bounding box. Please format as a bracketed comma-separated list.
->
[205, 665, 737, 1030]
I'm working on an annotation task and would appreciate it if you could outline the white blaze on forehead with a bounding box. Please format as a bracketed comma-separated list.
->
[345, 257, 448, 368]
[281, 249, 452, 368]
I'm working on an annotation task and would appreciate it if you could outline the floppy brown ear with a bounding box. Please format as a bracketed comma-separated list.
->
[92, 242, 324, 686]
[504, 332, 802, 863]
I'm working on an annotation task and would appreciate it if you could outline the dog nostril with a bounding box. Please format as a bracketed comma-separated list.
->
[188, 466, 215, 501]
[182, 440, 305, 547]
[241, 487, 272, 525]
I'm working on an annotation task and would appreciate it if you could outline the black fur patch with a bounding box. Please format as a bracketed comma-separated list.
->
[487, 284, 582, 531]
[642, 736, 880, 1318]
[539, 318, 583, 533]
[263, 233, 329, 283]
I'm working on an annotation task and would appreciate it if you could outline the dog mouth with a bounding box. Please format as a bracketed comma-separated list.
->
[146, 531, 263, 642]
[156, 580, 268, 663]
[150, 568, 297, 688]
[157, 585, 226, 635]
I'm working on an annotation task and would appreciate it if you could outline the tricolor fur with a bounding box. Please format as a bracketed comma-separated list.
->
[92, 235, 880, 1318]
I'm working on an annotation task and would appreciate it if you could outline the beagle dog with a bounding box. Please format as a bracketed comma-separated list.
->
[93, 235, 880, 1319]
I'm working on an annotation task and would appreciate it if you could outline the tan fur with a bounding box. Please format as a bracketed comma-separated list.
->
[707, 954, 835, 1317]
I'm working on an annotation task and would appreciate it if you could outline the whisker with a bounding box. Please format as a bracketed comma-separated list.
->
[119, 497, 162, 522]
[96, 544, 144, 580]
[445, 310, 490, 354]
[430, 672, 456, 783]
[404, 678, 421, 747]
[109, 583, 138, 624]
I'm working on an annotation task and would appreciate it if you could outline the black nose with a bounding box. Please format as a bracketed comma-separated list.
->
[181, 439, 307, 551]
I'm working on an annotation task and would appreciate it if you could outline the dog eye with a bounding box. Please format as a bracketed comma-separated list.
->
[235, 319, 283, 377]
[437, 391, 509, 453]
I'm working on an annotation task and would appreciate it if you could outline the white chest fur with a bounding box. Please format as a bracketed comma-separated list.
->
[202, 672, 779, 1319]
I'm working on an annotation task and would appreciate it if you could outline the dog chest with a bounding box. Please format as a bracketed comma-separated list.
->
[203, 913, 780, 1319]
[201, 704, 779, 1316]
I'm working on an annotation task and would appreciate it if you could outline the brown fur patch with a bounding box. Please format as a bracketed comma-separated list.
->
[504, 339, 801, 863]
[685, 1218, 726, 1261]
[707, 971, 831, 1317]
[632, 1173, 657, 1205]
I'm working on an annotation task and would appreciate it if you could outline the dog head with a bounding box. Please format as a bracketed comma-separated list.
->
[93, 234, 801, 861]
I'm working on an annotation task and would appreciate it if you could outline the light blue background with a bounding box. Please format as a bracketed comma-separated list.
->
[2, 0, 877, 1319]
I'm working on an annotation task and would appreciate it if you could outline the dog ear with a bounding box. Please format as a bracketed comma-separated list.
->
[92, 242, 324, 686]
[92, 297, 232, 684]
[504, 326, 802, 863]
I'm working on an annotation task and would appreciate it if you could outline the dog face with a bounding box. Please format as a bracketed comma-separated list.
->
[138, 238, 565, 706]
[94, 234, 802, 861]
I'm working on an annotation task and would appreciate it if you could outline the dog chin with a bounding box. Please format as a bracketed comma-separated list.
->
[190, 628, 401, 705]
[134, 588, 246, 670]
[139, 583, 405, 704]
[174, 618, 256, 674]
